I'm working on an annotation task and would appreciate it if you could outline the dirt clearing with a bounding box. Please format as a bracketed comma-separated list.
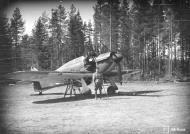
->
[0, 82, 190, 134]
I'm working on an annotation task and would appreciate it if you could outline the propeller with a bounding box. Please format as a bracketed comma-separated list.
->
[111, 52, 123, 85]
[117, 62, 122, 85]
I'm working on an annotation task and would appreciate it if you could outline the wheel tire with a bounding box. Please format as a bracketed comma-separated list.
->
[82, 89, 92, 96]
[33, 82, 42, 95]
[107, 86, 117, 95]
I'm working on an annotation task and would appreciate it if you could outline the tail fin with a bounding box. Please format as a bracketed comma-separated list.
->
[31, 66, 38, 71]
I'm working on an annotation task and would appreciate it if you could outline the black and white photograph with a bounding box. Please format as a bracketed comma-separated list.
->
[0, 0, 190, 133]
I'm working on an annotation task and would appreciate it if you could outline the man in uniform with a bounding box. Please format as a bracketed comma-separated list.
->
[93, 67, 103, 99]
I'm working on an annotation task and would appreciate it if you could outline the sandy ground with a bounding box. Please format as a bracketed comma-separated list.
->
[0, 81, 190, 134]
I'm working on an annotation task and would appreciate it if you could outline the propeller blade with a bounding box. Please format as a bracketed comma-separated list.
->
[117, 63, 122, 85]
[110, 51, 123, 85]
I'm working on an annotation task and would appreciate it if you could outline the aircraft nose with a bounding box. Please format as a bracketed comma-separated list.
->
[111, 52, 123, 63]
[115, 53, 123, 63]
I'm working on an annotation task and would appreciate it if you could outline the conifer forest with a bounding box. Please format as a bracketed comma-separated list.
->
[0, 0, 190, 81]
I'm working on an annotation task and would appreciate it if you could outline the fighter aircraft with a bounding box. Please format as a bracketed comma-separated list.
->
[5, 51, 137, 96]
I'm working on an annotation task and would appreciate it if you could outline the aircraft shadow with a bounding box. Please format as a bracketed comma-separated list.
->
[33, 95, 95, 104]
[117, 90, 163, 97]
[33, 90, 163, 104]
[30, 93, 65, 96]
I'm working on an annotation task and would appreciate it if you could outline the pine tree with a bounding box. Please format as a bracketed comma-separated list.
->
[93, 0, 189, 80]
[76, 11, 85, 57]
[87, 21, 93, 52]
[119, 0, 133, 68]
[68, 4, 85, 60]
[57, 5, 68, 64]
[50, 9, 59, 69]
[33, 17, 50, 70]
[93, 4, 102, 53]
[20, 34, 36, 70]
[50, 5, 68, 69]
[109, 0, 120, 51]
[83, 21, 94, 55]
[93, 0, 110, 54]
[93, 0, 121, 53]
[10, 8, 25, 46]
[0, 15, 12, 74]
[10, 8, 25, 71]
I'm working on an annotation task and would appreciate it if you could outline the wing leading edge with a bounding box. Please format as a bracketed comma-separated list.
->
[6, 71, 93, 81]
[5, 71, 93, 88]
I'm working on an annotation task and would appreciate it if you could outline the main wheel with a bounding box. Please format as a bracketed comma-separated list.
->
[107, 86, 118, 95]
[81, 88, 92, 96]
[33, 81, 42, 95]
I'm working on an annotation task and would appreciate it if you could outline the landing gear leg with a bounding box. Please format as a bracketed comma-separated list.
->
[39, 91, 42, 95]
[64, 80, 75, 98]
[99, 88, 102, 99]
[64, 84, 69, 98]
[95, 90, 97, 99]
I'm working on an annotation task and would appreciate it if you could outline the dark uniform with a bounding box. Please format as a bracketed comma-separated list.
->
[93, 69, 103, 99]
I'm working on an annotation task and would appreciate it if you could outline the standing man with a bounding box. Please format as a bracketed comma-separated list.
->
[93, 66, 103, 99]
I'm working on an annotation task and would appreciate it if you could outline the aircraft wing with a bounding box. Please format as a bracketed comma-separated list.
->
[103, 69, 141, 77]
[4, 71, 93, 88]
[5, 71, 93, 82]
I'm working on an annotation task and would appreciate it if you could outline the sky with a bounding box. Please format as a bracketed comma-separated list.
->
[6, 0, 96, 35]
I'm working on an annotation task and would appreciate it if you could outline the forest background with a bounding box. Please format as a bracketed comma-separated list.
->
[0, 0, 190, 81]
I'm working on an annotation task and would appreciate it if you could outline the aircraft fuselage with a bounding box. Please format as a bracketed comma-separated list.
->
[55, 52, 117, 74]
